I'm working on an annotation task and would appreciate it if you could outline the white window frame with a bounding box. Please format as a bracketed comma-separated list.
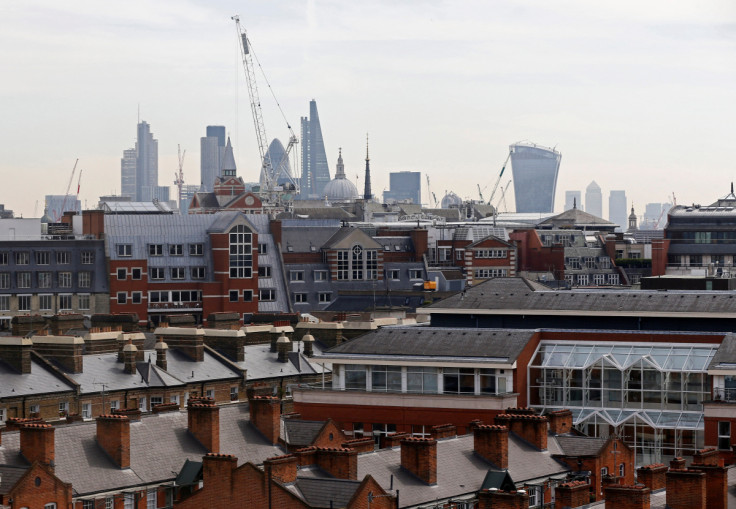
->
[293, 292, 308, 303]
[39, 294, 53, 311]
[58, 294, 72, 311]
[314, 270, 328, 281]
[117, 244, 132, 257]
[290, 270, 305, 282]
[18, 294, 31, 312]
[78, 293, 91, 310]
[117, 292, 127, 305]
[82, 402, 92, 419]
[318, 292, 332, 303]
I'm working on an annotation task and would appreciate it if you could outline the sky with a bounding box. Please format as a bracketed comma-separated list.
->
[1, 0, 735, 220]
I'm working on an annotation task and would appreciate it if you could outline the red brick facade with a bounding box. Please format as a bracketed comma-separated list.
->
[604, 484, 650, 509]
[400, 437, 437, 485]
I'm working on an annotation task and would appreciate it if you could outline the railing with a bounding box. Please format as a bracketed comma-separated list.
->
[712, 387, 736, 402]
[293, 382, 515, 397]
[148, 302, 203, 310]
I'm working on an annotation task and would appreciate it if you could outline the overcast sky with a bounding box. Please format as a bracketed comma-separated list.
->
[2, 0, 735, 219]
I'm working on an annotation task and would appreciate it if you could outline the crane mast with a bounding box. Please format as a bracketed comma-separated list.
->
[58, 159, 79, 222]
[487, 151, 511, 206]
[174, 144, 186, 209]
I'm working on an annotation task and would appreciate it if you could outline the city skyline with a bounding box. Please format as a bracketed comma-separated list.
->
[1, 1, 735, 216]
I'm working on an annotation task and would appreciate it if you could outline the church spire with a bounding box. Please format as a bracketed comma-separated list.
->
[335, 148, 345, 179]
[363, 134, 372, 200]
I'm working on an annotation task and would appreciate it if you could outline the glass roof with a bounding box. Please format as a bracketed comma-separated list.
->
[542, 407, 704, 429]
[531, 342, 719, 372]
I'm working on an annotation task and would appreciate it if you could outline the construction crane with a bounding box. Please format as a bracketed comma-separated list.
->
[57, 159, 79, 222]
[477, 184, 484, 203]
[431, 192, 438, 208]
[232, 16, 299, 199]
[495, 180, 512, 213]
[173, 145, 186, 208]
[425, 175, 432, 207]
[486, 151, 511, 206]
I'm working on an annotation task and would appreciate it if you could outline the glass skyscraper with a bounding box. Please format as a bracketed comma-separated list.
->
[200, 125, 226, 192]
[383, 171, 421, 204]
[299, 100, 331, 199]
[510, 143, 561, 213]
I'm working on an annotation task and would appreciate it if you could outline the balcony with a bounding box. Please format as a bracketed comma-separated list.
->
[148, 301, 203, 312]
[712, 387, 736, 403]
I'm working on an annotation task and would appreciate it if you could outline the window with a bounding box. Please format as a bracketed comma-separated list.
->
[387, 269, 400, 280]
[230, 386, 238, 401]
[17, 272, 31, 288]
[150, 267, 165, 280]
[567, 257, 581, 269]
[258, 266, 272, 277]
[82, 403, 91, 419]
[577, 274, 589, 286]
[352, 245, 363, 280]
[345, 365, 367, 390]
[170, 395, 180, 405]
[35, 251, 50, 265]
[337, 251, 349, 280]
[81, 251, 95, 264]
[474, 269, 508, 278]
[293, 293, 307, 303]
[0, 295, 9, 311]
[205, 389, 214, 399]
[39, 294, 52, 311]
[56, 251, 70, 264]
[189, 243, 204, 256]
[599, 257, 611, 269]
[150, 396, 163, 408]
[290, 270, 304, 282]
[131, 267, 142, 280]
[78, 294, 90, 310]
[443, 368, 475, 394]
[229, 225, 253, 278]
[528, 487, 538, 507]
[475, 249, 507, 259]
[58, 272, 72, 288]
[0, 272, 8, 289]
[82, 500, 94, 509]
[59, 294, 72, 310]
[243, 290, 253, 302]
[601, 466, 608, 477]
[584, 257, 596, 268]
[169, 244, 183, 256]
[619, 463, 625, 477]
[409, 269, 423, 280]
[318, 292, 332, 303]
[630, 252, 642, 259]
[147, 489, 157, 509]
[131, 292, 142, 304]
[109, 400, 119, 411]
[0, 407, 5, 424]
[191, 267, 206, 279]
[59, 401, 69, 414]
[229, 290, 239, 302]
[149, 244, 164, 256]
[593, 274, 605, 285]
[258, 243, 268, 254]
[78, 271, 91, 288]
[139, 397, 147, 412]
[371, 365, 402, 392]
[718, 421, 731, 450]
[0, 253, 6, 265]
[124, 493, 134, 509]
[170, 267, 185, 279]
[18, 295, 31, 311]
[117, 292, 127, 304]
[479, 369, 498, 394]
[44, 504, 57, 509]
[314, 270, 328, 281]
[117, 244, 132, 257]
[608, 274, 619, 285]
[456, 250, 464, 260]
[259, 289, 276, 301]
[38, 271, 52, 288]
[15, 252, 29, 265]
[105, 498, 113, 509]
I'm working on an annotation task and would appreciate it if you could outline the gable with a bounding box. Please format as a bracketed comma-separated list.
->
[311, 420, 348, 448]
[9, 462, 72, 508]
[324, 228, 382, 250]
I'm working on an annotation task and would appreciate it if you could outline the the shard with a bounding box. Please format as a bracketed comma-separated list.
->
[299, 100, 331, 199]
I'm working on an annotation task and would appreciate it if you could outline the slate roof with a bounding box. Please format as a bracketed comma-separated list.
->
[293, 477, 362, 508]
[427, 276, 736, 316]
[707, 333, 736, 369]
[323, 228, 381, 250]
[325, 294, 426, 312]
[320, 327, 536, 364]
[356, 433, 569, 508]
[276, 208, 356, 220]
[282, 226, 340, 253]
[553, 436, 609, 457]
[0, 404, 283, 497]
[282, 419, 327, 447]
[236, 342, 328, 381]
[538, 208, 616, 229]
[0, 465, 28, 495]
[0, 357, 77, 397]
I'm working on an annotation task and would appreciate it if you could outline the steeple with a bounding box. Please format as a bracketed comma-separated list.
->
[363, 134, 372, 200]
[221, 137, 237, 177]
[335, 148, 345, 179]
[628, 205, 638, 232]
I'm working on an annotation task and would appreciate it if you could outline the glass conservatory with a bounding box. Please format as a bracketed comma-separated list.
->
[528, 341, 718, 465]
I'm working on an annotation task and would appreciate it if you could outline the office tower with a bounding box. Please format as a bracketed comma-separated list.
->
[608, 190, 627, 230]
[179, 185, 200, 214]
[509, 143, 561, 213]
[136, 121, 158, 201]
[44, 195, 82, 223]
[261, 138, 294, 189]
[363, 137, 372, 200]
[299, 100, 331, 199]
[121, 148, 137, 199]
[383, 171, 421, 204]
[564, 190, 581, 211]
[200, 125, 226, 192]
[585, 181, 602, 218]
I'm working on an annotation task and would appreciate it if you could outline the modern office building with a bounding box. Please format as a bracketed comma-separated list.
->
[585, 181, 602, 218]
[299, 100, 331, 199]
[509, 143, 561, 213]
[200, 125, 226, 192]
[609, 190, 627, 230]
[121, 121, 160, 201]
[564, 190, 581, 211]
[120, 148, 137, 199]
[261, 138, 295, 189]
[382, 171, 421, 204]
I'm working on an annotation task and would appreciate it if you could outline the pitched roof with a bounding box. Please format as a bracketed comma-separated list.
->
[282, 419, 327, 447]
[0, 465, 28, 495]
[553, 436, 610, 457]
[323, 228, 381, 250]
[293, 477, 363, 508]
[537, 208, 615, 229]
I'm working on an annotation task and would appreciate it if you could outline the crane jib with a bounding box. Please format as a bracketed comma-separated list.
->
[242, 34, 249, 54]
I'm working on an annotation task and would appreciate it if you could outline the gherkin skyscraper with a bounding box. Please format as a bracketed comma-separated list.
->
[299, 100, 331, 199]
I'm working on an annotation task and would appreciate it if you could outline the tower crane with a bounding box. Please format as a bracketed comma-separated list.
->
[486, 151, 511, 206]
[57, 159, 79, 222]
[496, 180, 512, 213]
[232, 16, 299, 199]
[477, 184, 484, 203]
[174, 145, 186, 209]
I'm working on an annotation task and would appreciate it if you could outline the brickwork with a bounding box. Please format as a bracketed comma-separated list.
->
[187, 399, 220, 453]
[263, 454, 298, 484]
[430, 423, 456, 440]
[20, 423, 55, 466]
[604, 484, 650, 509]
[688, 463, 729, 509]
[249, 395, 280, 445]
[400, 437, 437, 485]
[474, 425, 508, 469]
[8, 462, 73, 509]
[96, 415, 131, 468]
[547, 409, 573, 435]
[383, 432, 410, 448]
[636, 464, 666, 491]
[692, 447, 722, 466]
[342, 437, 375, 453]
[666, 469, 706, 509]
[31, 335, 85, 373]
[477, 489, 529, 509]
[556, 480, 589, 508]
[309, 419, 347, 449]
[315, 447, 358, 480]
[0, 337, 32, 373]
[201, 329, 245, 362]
[495, 413, 548, 450]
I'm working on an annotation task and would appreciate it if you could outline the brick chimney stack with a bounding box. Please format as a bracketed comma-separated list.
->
[605, 485, 651, 509]
[0, 337, 32, 374]
[123, 338, 137, 374]
[547, 409, 573, 435]
[249, 395, 281, 445]
[301, 331, 315, 357]
[400, 437, 437, 485]
[154, 337, 168, 370]
[473, 425, 508, 469]
[276, 332, 291, 363]
[477, 489, 529, 509]
[264, 454, 298, 484]
[96, 415, 131, 468]
[20, 423, 55, 467]
[154, 327, 205, 362]
[202, 453, 237, 492]
[495, 413, 548, 450]
[187, 398, 220, 453]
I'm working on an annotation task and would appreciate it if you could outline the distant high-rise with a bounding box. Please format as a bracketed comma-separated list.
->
[261, 138, 294, 189]
[121, 148, 137, 199]
[509, 143, 561, 213]
[585, 181, 602, 218]
[136, 121, 158, 202]
[363, 136, 372, 201]
[44, 195, 82, 223]
[299, 100, 331, 199]
[564, 190, 581, 211]
[608, 190, 627, 230]
[383, 171, 421, 204]
[200, 125, 226, 192]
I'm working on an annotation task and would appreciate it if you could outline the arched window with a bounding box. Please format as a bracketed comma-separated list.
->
[229, 225, 252, 278]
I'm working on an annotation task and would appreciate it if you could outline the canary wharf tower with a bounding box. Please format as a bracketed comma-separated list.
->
[299, 100, 331, 199]
[510, 142, 561, 213]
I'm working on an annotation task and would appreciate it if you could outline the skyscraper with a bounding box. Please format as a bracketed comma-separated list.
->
[120, 148, 137, 199]
[299, 100, 330, 199]
[383, 171, 421, 204]
[564, 190, 581, 211]
[608, 190, 627, 230]
[585, 181, 602, 218]
[261, 138, 294, 189]
[509, 143, 561, 213]
[200, 125, 226, 192]
[136, 121, 158, 202]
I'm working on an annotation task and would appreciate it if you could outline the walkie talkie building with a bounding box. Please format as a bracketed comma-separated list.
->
[510, 142, 561, 213]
